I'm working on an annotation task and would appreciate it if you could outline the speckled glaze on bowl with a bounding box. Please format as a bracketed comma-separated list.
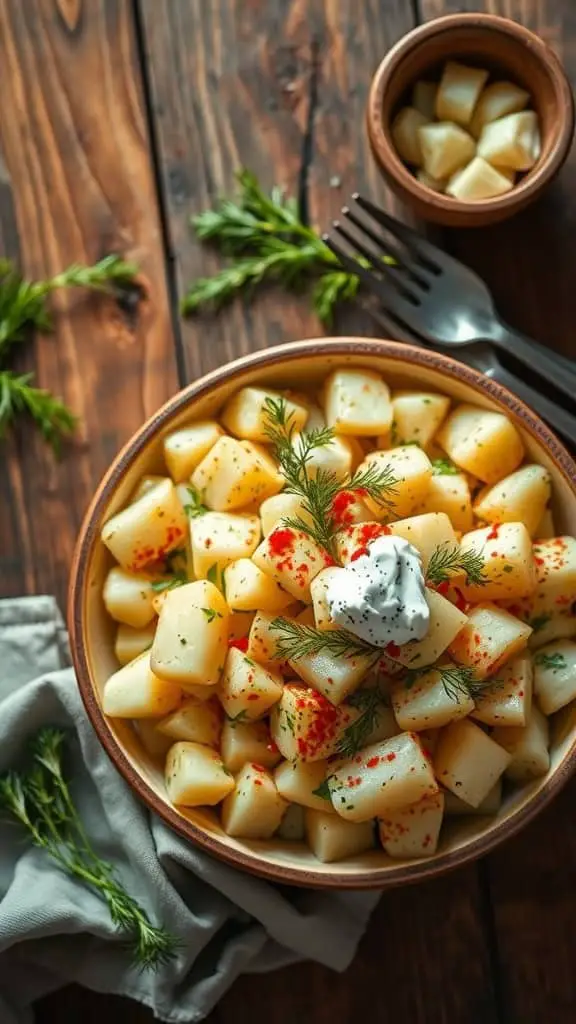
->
[69, 338, 576, 889]
[366, 14, 575, 226]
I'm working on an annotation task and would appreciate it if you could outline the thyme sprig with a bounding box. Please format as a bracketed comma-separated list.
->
[181, 169, 362, 325]
[426, 542, 487, 588]
[0, 728, 179, 969]
[0, 254, 138, 451]
[264, 396, 396, 558]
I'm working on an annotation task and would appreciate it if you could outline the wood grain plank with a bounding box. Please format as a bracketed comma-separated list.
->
[418, 3, 576, 1021]
[140, 4, 500, 1024]
[0, 0, 178, 610]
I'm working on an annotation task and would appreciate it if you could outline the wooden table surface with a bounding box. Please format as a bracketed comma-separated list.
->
[1, 1, 575, 1022]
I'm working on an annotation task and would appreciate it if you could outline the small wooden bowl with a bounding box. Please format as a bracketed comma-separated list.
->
[366, 14, 575, 226]
[69, 339, 576, 889]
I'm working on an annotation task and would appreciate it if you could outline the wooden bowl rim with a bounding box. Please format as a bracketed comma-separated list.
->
[69, 337, 576, 889]
[366, 12, 575, 219]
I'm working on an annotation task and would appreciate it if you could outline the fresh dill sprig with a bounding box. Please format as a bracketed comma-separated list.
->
[183, 484, 208, 518]
[0, 728, 179, 970]
[264, 396, 397, 558]
[405, 664, 490, 703]
[270, 617, 378, 663]
[426, 542, 487, 588]
[0, 254, 138, 450]
[337, 687, 384, 757]
[181, 169, 367, 325]
[0, 371, 77, 454]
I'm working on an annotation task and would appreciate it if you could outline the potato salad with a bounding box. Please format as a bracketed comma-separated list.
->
[100, 370, 576, 863]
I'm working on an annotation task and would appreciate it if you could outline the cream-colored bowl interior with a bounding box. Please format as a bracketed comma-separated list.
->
[72, 339, 576, 887]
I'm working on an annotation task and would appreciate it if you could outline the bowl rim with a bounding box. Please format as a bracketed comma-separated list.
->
[69, 337, 576, 889]
[366, 12, 575, 217]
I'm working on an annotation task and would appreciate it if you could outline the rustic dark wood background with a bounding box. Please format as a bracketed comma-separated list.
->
[0, 1, 575, 1022]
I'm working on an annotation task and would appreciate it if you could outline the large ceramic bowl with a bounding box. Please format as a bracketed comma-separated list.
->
[69, 338, 576, 888]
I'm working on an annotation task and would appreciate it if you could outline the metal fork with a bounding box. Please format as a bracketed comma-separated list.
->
[323, 194, 576, 406]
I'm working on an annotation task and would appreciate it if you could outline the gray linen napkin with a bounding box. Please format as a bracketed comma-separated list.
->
[0, 596, 380, 1024]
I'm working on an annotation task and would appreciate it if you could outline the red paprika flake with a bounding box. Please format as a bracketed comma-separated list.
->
[486, 523, 501, 541]
[386, 641, 401, 658]
[268, 527, 296, 557]
[228, 636, 249, 651]
[366, 756, 380, 768]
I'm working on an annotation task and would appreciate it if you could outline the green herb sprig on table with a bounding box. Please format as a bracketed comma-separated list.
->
[0, 728, 179, 970]
[181, 169, 374, 325]
[0, 254, 137, 452]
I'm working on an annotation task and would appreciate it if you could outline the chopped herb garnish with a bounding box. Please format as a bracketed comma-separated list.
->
[534, 651, 566, 671]
[431, 457, 459, 476]
[183, 485, 208, 518]
[201, 606, 223, 623]
[312, 778, 332, 801]
[529, 614, 551, 633]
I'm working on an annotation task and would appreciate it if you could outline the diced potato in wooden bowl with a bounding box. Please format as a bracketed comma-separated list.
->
[70, 340, 576, 888]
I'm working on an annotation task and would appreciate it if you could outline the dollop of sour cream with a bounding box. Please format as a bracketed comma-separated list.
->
[326, 535, 430, 648]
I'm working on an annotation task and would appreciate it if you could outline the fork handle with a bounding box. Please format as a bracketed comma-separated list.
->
[491, 324, 576, 407]
[487, 362, 576, 448]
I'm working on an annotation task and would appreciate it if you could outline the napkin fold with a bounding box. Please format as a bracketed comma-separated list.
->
[0, 597, 380, 1023]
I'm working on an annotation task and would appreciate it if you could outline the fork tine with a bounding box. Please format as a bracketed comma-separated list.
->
[331, 221, 420, 303]
[321, 233, 396, 298]
[342, 205, 432, 288]
[352, 194, 443, 270]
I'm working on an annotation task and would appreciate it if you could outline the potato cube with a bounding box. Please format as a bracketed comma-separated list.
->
[492, 705, 550, 782]
[392, 665, 474, 731]
[528, 537, 576, 617]
[310, 567, 341, 631]
[444, 779, 502, 816]
[387, 391, 450, 449]
[528, 614, 576, 650]
[434, 719, 511, 807]
[533, 640, 576, 715]
[270, 683, 360, 762]
[535, 507, 556, 541]
[391, 106, 430, 166]
[418, 122, 476, 180]
[191, 512, 261, 581]
[247, 611, 284, 667]
[469, 80, 530, 137]
[103, 567, 156, 628]
[389, 512, 457, 572]
[101, 478, 188, 572]
[323, 369, 393, 436]
[329, 489, 374, 528]
[360, 446, 433, 519]
[221, 763, 287, 839]
[417, 472, 473, 533]
[289, 642, 375, 706]
[114, 622, 156, 666]
[363, 696, 401, 745]
[156, 696, 222, 747]
[223, 558, 293, 613]
[328, 733, 438, 822]
[293, 434, 356, 482]
[448, 602, 532, 679]
[220, 718, 281, 773]
[277, 803, 306, 841]
[437, 405, 524, 484]
[378, 791, 445, 859]
[460, 522, 536, 602]
[103, 652, 182, 718]
[412, 79, 437, 120]
[221, 387, 308, 443]
[335, 522, 395, 564]
[252, 526, 329, 602]
[228, 610, 256, 641]
[274, 759, 334, 812]
[472, 651, 532, 727]
[477, 110, 541, 170]
[446, 157, 514, 201]
[165, 741, 234, 807]
[163, 421, 224, 482]
[192, 436, 283, 511]
[416, 168, 447, 192]
[130, 475, 167, 504]
[393, 589, 468, 670]
[473, 465, 552, 537]
[435, 61, 489, 126]
[150, 580, 229, 687]
[218, 647, 283, 721]
[305, 808, 374, 863]
[259, 492, 313, 536]
[134, 720, 173, 760]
